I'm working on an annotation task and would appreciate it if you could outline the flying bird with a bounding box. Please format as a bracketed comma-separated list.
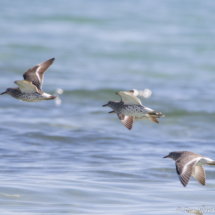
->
[164, 151, 215, 187]
[103, 89, 164, 130]
[1, 58, 57, 102]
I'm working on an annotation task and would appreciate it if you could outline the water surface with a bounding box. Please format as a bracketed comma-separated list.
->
[1, 0, 215, 214]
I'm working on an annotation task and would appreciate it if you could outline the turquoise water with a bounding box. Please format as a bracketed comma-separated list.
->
[1, 0, 215, 214]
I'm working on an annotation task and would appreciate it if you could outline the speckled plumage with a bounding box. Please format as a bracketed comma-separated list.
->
[107, 101, 157, 118]
[103, 90, 164, 130]
[7, 88, 53, 102]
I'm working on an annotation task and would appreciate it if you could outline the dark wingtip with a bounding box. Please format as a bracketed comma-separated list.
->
[180, 178, 189, 187]
[46, 58, 55, 64]
[49, 58, 55, 63]
[183, 183, 187, 187]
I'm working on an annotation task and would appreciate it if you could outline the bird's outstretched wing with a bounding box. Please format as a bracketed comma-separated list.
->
[192, 165, 205, 186]
[176, 157, 199, 187]
[14, 80, 39, 93]
[23, 58, 55, 92]
[116, 90, 142, 105]
[117, 113, 134, 130]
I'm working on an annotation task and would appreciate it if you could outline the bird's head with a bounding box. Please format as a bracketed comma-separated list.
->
[163, 151, 182, 161]
[1, 88, 11, 95]
[103, 101, 120, 109]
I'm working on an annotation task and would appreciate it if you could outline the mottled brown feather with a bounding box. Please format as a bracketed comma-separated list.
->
[23, 58, 55, 92]
[117, 113, 134, 130]
[176, 159, 198, 187]
[192, 166, 206, 186]
[149, 117, 159, 123]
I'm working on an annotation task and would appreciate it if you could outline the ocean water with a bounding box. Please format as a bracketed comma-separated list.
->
[1, 0, 215, 214]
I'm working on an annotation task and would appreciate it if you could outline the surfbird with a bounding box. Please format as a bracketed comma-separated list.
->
[164, 151, 215, 187]
[103, 89, 164, 130]
[1, 58, 57, 102]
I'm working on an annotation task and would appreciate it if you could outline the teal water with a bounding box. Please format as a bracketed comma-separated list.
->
[1, 0, 215, 214]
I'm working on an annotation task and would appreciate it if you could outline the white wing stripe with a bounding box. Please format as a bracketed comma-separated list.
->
[36, 66, 41, 82]
[181, 158, 199, 175]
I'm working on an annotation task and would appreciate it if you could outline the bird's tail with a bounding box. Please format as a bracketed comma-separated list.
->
[148, 112, 165, 124]
[209, 161, 215, 165]
[148, 112, 165, 118]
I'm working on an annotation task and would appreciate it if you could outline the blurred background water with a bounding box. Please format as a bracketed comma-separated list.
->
[0, 0, 215, 214]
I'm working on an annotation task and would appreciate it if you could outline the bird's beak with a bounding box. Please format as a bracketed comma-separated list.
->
[1, 91, 6, 95]
[109, 111, 115, 114]
[163, 155, 169, 158]
[103, 104, 108, 107]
